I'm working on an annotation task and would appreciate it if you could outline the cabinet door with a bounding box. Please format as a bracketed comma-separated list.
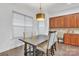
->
[64, 34, 71, 44]
[76, 35, 79, 46]
[53, 16, 64, 28]
[75, 35, 78, 46]
[56, 17, 60, 28]
[49, 18, 55, 28]
[77, 37, 79, 46]
[54, 18, 58, 28]
[64, 15, 71, 28]
[70, 14, 77, 27]
[76, 13, 79, 27]
[70, 35, 76, 45]
[49, 18, 52, 28]
[57, 18, 60, 27]
[59, 16, 64, 28]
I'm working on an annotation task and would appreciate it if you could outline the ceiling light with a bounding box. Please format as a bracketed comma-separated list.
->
[36, 3, 45, 21]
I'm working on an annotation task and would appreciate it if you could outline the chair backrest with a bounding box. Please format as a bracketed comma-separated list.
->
[48, 31, 57, 49]
[23, 32, 33, 39]
[53, 32, 57, 43]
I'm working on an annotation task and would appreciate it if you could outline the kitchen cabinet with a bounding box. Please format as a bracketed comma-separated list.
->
[49, 16, 65, 28]
[54, 18, 58, 28]
[49, 18, 55, 28]
[64, 34, 71, 44]
[64, 15, 71, 28]
[76, 13, 79, 27]
[49, 13, 79, 28]
[58, 16, 64, 28]
[70, 14, 76, 27]
[64, 34, 79, 46]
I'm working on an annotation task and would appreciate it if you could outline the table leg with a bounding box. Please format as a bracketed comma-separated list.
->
[24, 43, 27, 56]
[33, 46, 36, 56]
[46, 49, 48, 56]
[29, 45, 31, 56]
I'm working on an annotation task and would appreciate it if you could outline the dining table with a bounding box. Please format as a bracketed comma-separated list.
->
[19, 35, 49, 56]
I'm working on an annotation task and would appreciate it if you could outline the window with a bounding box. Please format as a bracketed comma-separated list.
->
[38, 21, 45, 35]
[12, 11, 33, 39]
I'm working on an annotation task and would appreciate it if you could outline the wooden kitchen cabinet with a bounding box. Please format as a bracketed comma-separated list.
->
[49, 16, 65, 28]
[75, 35, 78, 46]
[76, 19, 79, 28]
[78, 37, 79, 46]
[54, 18, 58, 28]
[56, 18, 60, 27]
[64, 15, 71, 28]
[64, 14, 76, 28]
[70, 34, 76, 45]
[49, 13, 79, 28]
[58, 16, 64, 28]
[64, 34, 79, 46]
[49, 18, 55, 28]
[64, 34, 71, 44]
[75, 35, 79, 46]
[70, 14, 77, 27]
[49, 17, 58, 28]
[76, 13, 79, 27]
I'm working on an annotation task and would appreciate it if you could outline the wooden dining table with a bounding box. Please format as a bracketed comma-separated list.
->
[19, 35, 49, 56]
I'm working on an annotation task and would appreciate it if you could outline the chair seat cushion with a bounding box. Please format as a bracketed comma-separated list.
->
[37, 41, 48, 53]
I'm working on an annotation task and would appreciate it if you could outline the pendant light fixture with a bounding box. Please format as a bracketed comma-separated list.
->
[36, 3, 45, 21]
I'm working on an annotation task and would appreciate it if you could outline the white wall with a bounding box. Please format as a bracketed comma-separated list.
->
[0, 3, 33, 53]
[50, 6, 79, 17]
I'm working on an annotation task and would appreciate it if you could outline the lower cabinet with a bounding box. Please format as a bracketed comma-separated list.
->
[64, 34, 79, 46]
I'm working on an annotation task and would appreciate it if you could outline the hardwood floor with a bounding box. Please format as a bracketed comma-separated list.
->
[0, 45, 24, 56]
[0, 43, 79, 56]
[54, 43, 79, 56]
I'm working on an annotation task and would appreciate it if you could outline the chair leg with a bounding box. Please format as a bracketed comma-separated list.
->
[29, 45, 31, 55]
[33, 46, 36, 56]
[46, 49, 49, 56]
[51, 46, 54, 56]
[24, 43, 27, 56]
[35, 49, 44, 56]
[58, 37, 59, 43]
[54, 43, 56, 51]
[41, 51, 44, 56]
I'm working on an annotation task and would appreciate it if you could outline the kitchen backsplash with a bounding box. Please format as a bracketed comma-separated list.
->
[50, 28, 79, 38]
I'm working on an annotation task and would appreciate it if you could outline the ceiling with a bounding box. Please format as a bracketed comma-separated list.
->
[19, 3, 79, 16]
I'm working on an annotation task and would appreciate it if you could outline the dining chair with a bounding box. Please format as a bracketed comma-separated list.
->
[37, 31, 57, 56]
[52, 32, 57, 51]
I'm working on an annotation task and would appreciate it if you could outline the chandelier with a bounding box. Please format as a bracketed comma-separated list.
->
[36, 3, 45, 21]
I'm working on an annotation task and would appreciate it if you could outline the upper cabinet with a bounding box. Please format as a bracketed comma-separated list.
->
[58, 16, 64, 28]
[49, 17, 55, 28]
[76, 13, 79, 27]
[64, 15, 70, 28]
[49, 16, 65, 28]
[49, 13, 79, 28]
[70, 14, 76, 27]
